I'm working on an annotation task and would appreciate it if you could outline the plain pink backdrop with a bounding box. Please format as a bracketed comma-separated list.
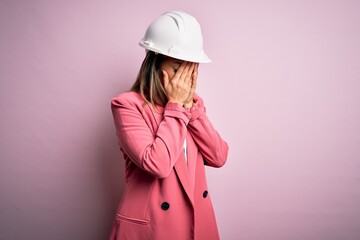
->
[1, 1, 359, 239]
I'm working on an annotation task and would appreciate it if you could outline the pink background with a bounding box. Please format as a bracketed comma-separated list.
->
[1, 1, 360, 239]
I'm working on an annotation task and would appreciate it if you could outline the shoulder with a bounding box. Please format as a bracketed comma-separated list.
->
[111, 91, 145, 108]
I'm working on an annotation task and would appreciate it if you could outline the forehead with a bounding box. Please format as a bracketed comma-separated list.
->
[162, 56, 184, 65]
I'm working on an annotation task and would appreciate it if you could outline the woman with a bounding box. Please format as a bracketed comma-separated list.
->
[109, 11, 229, 240]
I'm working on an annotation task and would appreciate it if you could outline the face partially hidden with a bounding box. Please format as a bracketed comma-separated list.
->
[159, 56, 185, 85]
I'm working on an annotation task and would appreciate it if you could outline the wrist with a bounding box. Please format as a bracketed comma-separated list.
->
[183, 101, 193, 110]
[168, 100, 184, 106]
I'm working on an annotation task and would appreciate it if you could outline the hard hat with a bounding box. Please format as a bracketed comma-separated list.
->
[139, 11, 211, 63]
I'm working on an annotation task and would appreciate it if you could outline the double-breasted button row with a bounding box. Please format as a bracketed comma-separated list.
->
[161, 191, 208, 210]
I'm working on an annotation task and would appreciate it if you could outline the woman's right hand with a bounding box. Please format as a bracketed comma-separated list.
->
[162, 61, 196, 106]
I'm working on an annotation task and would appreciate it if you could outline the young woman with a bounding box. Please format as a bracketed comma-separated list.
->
[109, 11, 229, 240]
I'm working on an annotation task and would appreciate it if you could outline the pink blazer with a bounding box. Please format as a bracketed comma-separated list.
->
[109, 91, 228, 240]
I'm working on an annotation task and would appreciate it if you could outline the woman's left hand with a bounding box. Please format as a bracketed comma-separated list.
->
[183, 63, 199, 110]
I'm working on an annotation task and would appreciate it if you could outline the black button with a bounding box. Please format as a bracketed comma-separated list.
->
[203, 190, 208, 198]
[161, 202, 170, 210]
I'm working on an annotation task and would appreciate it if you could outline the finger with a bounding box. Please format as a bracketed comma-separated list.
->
[185, 63, 196, 85]
[192, 63, 198, 82]
[191, 66, 198, 90]
[189, 79, 196, 98]
[173, 61, 187, 80]
[162, 70, 169, 87]
[185, 74, 197, 105]
[193, 63, 199, 76]
[191, 70, 198, 92]
[179, 61, 191, 80]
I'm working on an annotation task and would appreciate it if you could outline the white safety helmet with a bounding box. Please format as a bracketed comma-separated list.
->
[139, 11, 211, 63]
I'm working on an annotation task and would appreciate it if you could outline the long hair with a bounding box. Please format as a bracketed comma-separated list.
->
[130, 51, 167, 108]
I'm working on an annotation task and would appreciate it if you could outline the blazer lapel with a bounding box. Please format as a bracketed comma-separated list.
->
[146, 104, 195, 205]
[174, 152, 194, 205]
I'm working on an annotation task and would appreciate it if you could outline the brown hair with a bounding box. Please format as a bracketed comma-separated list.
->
[130, 51, 167, 108]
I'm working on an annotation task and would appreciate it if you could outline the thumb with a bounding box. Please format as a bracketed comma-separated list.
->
[162, 70, 169, 87]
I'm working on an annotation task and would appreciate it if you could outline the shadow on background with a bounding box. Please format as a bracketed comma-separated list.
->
[97, 83, 129, 239]
[98, 130, 125, 238]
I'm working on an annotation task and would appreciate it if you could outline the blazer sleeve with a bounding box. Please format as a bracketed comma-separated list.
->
[111, 95, 190, 178]
[187, 95, 229, 168]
